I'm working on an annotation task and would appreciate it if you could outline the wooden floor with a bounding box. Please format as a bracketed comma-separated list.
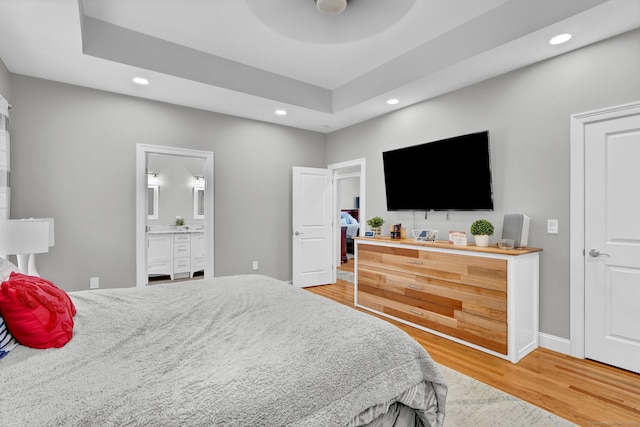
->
[306, 259, 640, 426]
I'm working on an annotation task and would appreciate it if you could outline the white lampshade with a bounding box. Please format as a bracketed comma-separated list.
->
[315, 0, 348, 15]
[0, 220, 50, 255]
[25, 218, 55, 246]
[0, 219, 54, 277]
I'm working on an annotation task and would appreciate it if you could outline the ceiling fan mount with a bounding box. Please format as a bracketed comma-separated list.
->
[315, 0, 349, 15]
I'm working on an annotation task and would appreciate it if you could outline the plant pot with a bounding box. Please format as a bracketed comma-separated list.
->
[371, 227, 381, 236]
[474, 234, 490, 247]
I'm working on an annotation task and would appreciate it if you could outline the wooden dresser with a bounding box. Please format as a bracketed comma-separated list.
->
[355, 237, 541, 363]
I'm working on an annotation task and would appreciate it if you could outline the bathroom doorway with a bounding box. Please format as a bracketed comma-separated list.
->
[135, 144, 214, 288]
[329, 158, 365, 284]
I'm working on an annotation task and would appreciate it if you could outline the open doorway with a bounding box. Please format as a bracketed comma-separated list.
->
[146, 153, 205, 285]
[329, 158, 365, 284]
[136, 144, 214, 288]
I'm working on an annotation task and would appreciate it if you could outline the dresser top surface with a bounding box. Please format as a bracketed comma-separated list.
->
[355, 237, 542, 255]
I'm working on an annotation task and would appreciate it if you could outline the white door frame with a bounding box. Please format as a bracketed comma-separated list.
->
[136, 144, 215, 288]
[328, 158, 366, 269]
[569, 101, 640, 358]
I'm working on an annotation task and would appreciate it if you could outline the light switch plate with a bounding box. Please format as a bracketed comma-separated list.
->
[547, 219, 558, 234]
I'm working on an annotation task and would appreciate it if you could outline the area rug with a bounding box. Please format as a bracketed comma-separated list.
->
[336, 269, 355, 283]
[438, 364, 576, 426]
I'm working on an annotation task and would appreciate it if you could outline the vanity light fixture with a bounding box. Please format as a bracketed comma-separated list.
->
[193, 176, 205, 189]
[148, 173, 159, 186]
[549, 33, 572, 45]
[133, 77, 149, 85]
[275, 109, 287, 116]
[387, 98, 399, 105]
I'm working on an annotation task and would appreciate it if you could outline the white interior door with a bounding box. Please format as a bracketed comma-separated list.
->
[292, 167, 334, 288]
[584, 110, 640, 374]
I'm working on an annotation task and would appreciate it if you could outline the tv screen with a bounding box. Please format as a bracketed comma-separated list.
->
[382, 131, 494, 211]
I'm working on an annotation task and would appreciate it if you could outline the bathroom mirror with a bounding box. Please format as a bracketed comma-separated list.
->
[148, 185, 159, 219]
[194, 187, 204, 219]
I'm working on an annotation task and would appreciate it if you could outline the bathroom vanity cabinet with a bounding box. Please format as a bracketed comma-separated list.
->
[147, 230, 205, 281]
[147, 234, 172, 278]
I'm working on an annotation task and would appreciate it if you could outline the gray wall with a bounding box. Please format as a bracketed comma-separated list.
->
[338, 178, 359, 210]
[326, 29, 640, 339]
[8, 77, 325, 291]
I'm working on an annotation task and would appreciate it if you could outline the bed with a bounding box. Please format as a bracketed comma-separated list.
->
[341, 210, 360, 239]
[341, 210, 360, 262]
[1, 274, 447, 426]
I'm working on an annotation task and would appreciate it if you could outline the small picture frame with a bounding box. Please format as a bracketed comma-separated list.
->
[449, 231, 467, 246]
[364, 231, 375, 237]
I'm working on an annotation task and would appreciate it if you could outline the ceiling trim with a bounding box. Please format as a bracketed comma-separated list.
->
[81, 16, 333, 113]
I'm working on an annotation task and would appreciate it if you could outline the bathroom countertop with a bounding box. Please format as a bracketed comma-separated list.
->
[147, 227, 204, 234]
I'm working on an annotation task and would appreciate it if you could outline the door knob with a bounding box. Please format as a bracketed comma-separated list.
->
[294, 231, 304, 236]
[589, 249, 610, 257]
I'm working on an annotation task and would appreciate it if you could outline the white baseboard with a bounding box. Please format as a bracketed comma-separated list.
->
[538, 332, 571, 355]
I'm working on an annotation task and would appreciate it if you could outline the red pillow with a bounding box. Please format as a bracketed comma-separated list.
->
[0, 273, 76, 349]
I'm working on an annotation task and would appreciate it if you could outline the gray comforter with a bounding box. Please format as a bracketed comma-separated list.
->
[1, 274, 446, 426]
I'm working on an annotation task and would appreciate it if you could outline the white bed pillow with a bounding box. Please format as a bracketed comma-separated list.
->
[0, 257, 20, 282]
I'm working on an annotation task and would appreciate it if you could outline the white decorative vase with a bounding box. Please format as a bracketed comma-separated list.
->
[474, 234, 490, 247]
[371, 227, 381, 236]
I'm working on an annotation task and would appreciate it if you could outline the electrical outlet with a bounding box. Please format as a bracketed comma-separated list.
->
[90, 277, 99, 289]
[547, 219, 559, 234]
[252, 261, 259, 271]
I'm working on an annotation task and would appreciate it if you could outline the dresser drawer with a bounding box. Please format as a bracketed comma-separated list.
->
[192, 258, 205, 273]
[174, 233, 191, 243]
[357, 290, 507, 354]
[358, 243, 507, 292]
[358, 290, 457, 328]
[357, 265, 507, 323]
[174, 257, 191, 273]
[174, 242, 191, 257]
[148, 261, 172, 275]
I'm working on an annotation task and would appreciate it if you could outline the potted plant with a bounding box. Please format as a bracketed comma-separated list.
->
[366, 216, 385, 236]
[175, 215, 186, 229]
[470, 219, 494, 247]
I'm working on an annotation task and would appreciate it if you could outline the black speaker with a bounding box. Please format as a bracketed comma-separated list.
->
[501, 213, 530, 248]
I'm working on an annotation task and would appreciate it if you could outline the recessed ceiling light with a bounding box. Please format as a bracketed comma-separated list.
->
[387, 98, 399, 105]
[133, 77, 149, 85]
[549, 34, 572, 45]
[275, 109, 287, 116]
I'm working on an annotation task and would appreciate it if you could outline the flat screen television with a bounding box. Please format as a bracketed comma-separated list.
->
[382, 131, 494, 211]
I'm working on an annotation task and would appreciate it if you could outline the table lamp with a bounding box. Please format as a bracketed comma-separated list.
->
[0, 218, 54, 276]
